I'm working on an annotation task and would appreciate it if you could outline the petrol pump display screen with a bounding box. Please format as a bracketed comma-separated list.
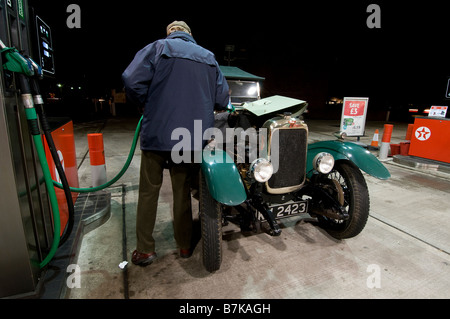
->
[35, 15, 55, 75]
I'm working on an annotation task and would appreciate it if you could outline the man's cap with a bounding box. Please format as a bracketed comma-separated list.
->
[166, 21, 191, 35]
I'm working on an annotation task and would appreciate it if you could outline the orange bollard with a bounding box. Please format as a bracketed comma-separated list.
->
[87, 133, 107, 187]
[381, 124, 393, 143]
[405, 124, 414, 141]
[398, 123, 414, 156]
[379, 124, 394, 160]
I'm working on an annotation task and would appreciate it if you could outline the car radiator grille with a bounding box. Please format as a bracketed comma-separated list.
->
[266, 127, 308, 194]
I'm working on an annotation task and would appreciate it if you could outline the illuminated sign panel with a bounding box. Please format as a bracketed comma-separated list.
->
[35, 15, 55, 75]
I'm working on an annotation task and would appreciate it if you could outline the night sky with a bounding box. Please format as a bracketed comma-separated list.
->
[28, 0, 449, 121]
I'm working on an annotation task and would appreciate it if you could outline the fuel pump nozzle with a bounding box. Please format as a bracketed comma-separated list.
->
[0, 39, 34, 77]
[0, 39, 42, 109]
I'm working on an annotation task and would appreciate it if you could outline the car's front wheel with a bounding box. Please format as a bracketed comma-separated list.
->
[199, 170, 223, 272]
[317, 161, 370, 239]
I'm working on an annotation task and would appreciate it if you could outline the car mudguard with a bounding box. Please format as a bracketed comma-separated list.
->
[201, 148, 247, 206]
[306, 140, 391, 180]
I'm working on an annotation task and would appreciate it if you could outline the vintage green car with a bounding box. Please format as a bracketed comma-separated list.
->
[198, 66, 390, 272]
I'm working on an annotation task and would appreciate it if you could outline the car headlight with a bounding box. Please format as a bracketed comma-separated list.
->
[313, 152, 335, 174]
[249, 158, 273, 182]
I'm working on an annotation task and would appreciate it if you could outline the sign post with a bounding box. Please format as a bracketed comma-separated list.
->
[340, 97, 369, 139]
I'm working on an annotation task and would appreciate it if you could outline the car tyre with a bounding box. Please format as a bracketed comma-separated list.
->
[317, 161, 370, 239]
[199, 169, 223, 272]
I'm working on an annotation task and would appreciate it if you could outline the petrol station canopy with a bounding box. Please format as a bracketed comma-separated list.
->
[219, 66, 265, 81]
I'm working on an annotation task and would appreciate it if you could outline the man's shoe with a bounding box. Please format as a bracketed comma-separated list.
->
[180, 248, 192, 259]
[132, 250, 157, 266]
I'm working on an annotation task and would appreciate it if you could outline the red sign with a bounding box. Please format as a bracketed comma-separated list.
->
[343, 100, 366, 116]
[340, 97, 369, 137]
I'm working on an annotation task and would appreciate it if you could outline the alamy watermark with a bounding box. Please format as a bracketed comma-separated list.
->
[66, 262, 383, 290]
[366, 4, 381, 29]
[170, 120, 281, 173]
[66, 4, 380, 30]
[66, 4, 81, 29]
[366, 264, 381, 288]
[66, 264, 81, 288]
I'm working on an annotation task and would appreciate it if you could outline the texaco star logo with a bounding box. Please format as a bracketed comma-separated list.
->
[415, 126, 431, 141]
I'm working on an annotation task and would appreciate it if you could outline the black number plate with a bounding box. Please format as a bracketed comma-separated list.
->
[257, 200, 308, 221]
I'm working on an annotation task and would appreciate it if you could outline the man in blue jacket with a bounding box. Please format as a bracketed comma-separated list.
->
[122, 21, 229, 266]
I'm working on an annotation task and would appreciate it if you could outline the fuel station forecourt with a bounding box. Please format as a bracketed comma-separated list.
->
[1, 0, 450, 300]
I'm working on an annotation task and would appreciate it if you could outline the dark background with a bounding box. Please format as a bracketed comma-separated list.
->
[29, 0, 450, 122]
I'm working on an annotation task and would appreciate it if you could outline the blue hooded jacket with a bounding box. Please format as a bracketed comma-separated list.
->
[122, 31, 229, 152]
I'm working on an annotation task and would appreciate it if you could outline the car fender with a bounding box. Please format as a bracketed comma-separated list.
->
[201, 148, 247, 206]
[306, 140, 391, 180]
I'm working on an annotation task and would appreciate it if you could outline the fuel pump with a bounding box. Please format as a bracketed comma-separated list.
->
[1, 39, 62, 267]
[0, 0, 140, 297]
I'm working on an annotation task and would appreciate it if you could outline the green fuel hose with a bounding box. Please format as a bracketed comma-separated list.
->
[16, 70, 61, 268]
[52, 115, 143, 193]
[5, 50, 63, 268]
[29, 97, 140, 268]
[6, 45, 147, 270]
[37, 113, 141, 268]
[35, 114, 141, 267]
[24, 106, 61, 268]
